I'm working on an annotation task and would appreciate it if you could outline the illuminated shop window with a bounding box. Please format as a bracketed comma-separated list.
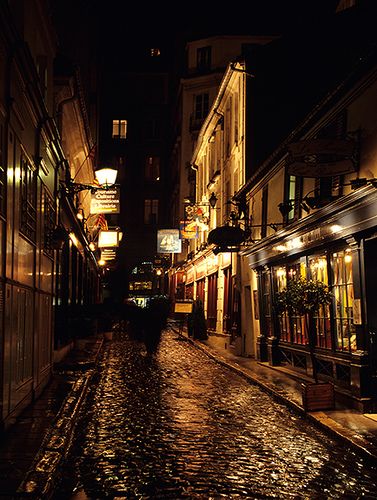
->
[309, 255, 331, 349]
[331, 249, 356, 352]
[112, 119, 127, 139]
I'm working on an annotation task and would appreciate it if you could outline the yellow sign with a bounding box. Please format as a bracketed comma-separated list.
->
[174, 302, 193, 314]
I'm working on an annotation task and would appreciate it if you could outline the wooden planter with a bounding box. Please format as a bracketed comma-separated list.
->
[302, 382, 335, 411]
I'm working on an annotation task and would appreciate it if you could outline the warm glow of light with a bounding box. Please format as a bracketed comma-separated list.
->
[345, 250, 352, 263]
[330, 224, 343, 233]
[69, 232, 79, 248]
[98, 230, 119, 248]
[95, 168, 118, 187]
[89, 242, 96, 251]
[274, 245, 286, 252]
[156, 269, 162, 276]
[276, 267, 285, 277]
[98, 259, 106, 266]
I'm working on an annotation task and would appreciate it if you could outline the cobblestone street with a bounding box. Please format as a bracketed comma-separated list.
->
[53, 328, 377, 499]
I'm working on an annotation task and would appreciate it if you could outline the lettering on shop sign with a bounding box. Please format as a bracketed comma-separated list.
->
[90, 187, 120, 214]
[174, 301, 193, 314]
[353, 299, 362, 325]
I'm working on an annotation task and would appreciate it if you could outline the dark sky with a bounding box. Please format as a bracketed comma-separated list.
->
[51, 0, 341, 65]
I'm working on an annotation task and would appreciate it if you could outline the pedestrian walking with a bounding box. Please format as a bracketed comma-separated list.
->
[142, 295, 170, 354]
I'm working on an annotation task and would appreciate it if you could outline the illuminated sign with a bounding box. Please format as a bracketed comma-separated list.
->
[101, 248, 116, 261]
[180, 220, 198, 239]
[157, 229, 182, 253]
[98, 230, 119, 248]
[90, 187, 120, 214]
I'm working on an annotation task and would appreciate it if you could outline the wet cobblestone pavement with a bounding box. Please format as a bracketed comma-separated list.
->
[54, 329, 377, 499]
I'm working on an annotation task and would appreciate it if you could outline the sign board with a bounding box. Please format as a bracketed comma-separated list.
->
[157, 229, 182, 253]
[286, 138, 357, 177]
[174, 301, 193, 314]
[180, 220, 198, 239]
[98, 230, 119, 248]
[101, 248, 116, 261]
[353, 298, 362, 325]
[90, 187, 120, 214]
[287, 159, 356, 177]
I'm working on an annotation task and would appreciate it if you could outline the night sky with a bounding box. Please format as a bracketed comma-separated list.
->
[51, 0, 342, 67]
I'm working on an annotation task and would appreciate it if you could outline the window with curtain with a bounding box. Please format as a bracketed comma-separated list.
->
[274, 261, 307, 344]
[308, 254, 332, 348]
[331, 249, 356, 352]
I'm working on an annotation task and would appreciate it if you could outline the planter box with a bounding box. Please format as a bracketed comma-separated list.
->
[103, 331, 114, 341]
[302, 382, 335, 411]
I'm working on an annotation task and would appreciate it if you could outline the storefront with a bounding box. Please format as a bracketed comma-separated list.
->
[243, 186, 377, 412]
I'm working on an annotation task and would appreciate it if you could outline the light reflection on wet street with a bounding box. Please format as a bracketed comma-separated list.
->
[54, 328, 377, 499]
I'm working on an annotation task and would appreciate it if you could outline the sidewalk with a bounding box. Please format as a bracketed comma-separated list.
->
[0, 335, 104, 499]
[170, 322, 377, 463]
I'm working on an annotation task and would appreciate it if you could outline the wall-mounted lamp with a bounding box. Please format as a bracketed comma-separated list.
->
[209, 192, 218, 209]
[61, 167, 118, 195]
[278, 200, 294, 217]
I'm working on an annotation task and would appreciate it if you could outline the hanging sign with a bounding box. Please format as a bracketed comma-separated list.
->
[180, 220, 198, 239]
[98, 230, 119, 248]
[157, 229, 182, 253]
[286, 138, 357, 177]
[90, 187, 120, 214]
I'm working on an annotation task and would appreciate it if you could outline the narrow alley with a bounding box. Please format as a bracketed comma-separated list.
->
[53, 327, 377, 499]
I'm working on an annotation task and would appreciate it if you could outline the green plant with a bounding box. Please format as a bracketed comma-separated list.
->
[275, 276, 333, 383]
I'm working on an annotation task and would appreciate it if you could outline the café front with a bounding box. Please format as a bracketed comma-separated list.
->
[242, 185, 377, 412]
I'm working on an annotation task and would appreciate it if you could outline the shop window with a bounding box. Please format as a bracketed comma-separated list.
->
[207, 272, 218, 331]
[20, 153, 37, 242]
[331, 249, 356, 352]
[261, 270, 272, 337]
[274, 261, 307, 344]
[196, 278, 205, 303]
[308, 255, 332, 349]
[185, 283, 194, 300]
[112, 119, 127, 139]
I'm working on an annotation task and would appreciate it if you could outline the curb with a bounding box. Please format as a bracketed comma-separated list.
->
[173, 328, 377, 463]
[16, 337, 104, 499]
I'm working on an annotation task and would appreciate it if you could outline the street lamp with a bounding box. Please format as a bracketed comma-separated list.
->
[61, 167, 118, 194]
[94, 167, 118, 188]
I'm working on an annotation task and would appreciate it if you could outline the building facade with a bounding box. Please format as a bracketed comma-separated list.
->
[0, 0, 101, 430]
[169, 1, 377, 412]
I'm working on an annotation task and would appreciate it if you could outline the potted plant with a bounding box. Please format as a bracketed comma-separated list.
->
[275, 276, 335, 411]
